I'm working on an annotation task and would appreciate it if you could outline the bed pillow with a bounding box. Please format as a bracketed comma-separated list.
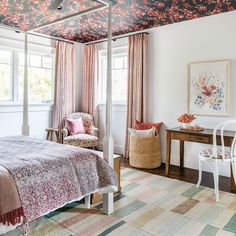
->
[128, 127, 156, 137]
[134, 119, 162, 134]
[65, 117, 85, 135]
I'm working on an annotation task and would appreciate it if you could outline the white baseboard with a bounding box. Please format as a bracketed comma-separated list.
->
[98, 142, 125, 156]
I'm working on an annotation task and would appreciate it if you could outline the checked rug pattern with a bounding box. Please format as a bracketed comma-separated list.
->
[6, 167, 236, 236]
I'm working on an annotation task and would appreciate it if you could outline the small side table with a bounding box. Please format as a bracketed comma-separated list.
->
[88, 149, 122, 204]
[45, 128, 60, 143]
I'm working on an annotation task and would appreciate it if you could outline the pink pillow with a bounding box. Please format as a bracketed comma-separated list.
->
[134, 119, 163, 134]
[65, 117, 85, 135]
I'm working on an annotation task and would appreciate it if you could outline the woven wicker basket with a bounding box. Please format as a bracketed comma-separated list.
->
[129, 135, 161, 169]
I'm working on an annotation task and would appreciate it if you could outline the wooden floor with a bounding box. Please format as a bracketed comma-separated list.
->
[121, 158, 233, 193]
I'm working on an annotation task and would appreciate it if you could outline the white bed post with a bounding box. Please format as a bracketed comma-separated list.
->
[22, 31, 29, 136]
[103, 2, 114, 215]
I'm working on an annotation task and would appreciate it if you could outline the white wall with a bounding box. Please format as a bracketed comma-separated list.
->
[0, 104, 52, 139]
[147, 11, 236, 177]
[98, 104, 127, 154]
[97, 11, 236, 176]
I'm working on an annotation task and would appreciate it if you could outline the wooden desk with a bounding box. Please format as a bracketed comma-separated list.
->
[165, 127, 235, 191]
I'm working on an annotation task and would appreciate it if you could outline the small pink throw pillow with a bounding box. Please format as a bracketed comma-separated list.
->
[65, 117, 85, 135]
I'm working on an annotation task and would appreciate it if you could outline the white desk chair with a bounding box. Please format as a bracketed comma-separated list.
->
[196, 120, 236, 202]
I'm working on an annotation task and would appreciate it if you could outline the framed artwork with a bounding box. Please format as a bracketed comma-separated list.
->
[186, 60, 231, 116]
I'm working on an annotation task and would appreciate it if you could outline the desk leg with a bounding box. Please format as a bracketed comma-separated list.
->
[230, 164, 236, 192]
[165, 132, 171, 176]
[180, 141, 184, 169]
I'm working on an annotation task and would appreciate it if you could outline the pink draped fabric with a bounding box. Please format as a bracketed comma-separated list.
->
[52, 41, 76, 130]
[81, 44, 99, 125]
[125, 33, 149, 157]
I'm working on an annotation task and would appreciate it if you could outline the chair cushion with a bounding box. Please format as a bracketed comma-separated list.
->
[200, 148, 231, 159]
[64, 134, 99, 148]
[64, 112, 96, 136]
[65, 117, 85, 135]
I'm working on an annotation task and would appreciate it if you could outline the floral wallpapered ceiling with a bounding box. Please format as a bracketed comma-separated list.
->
[0, 0, 101, 30]
[0, 0, 236, 43]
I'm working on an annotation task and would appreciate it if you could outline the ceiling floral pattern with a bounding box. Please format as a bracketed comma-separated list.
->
[0, 0, 101, 30]
[0, 0, 235, 43]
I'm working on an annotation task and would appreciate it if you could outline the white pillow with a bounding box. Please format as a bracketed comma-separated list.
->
[128, 127, 156, 137]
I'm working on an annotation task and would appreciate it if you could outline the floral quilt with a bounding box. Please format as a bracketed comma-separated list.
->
[0, 136, 117, 223]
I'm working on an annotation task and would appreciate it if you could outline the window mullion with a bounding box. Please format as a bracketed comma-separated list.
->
[13, 50, 19, 102]
[9, 50, 14, 102]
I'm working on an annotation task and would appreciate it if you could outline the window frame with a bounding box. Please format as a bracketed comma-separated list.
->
[98, 46, 128, 105]
[17, 50, 55, 103]
[0, 46, 55, 106]
[0, 47, 14, 102]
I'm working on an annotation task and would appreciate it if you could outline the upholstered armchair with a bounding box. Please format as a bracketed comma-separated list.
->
[62, 112, 99, 149]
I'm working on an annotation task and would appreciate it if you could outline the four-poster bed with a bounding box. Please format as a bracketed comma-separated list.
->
[0, 0, 115, 234]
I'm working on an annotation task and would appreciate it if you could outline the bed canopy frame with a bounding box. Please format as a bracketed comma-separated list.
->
[1, 0, 114, 215]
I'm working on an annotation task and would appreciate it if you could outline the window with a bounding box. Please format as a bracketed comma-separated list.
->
[99, 47, 128, 104]
[0, 47, 54, 104]
[18, 53, 54, 102]
[0, 49, 12, 101]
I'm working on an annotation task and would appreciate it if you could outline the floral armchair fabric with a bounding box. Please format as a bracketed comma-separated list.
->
[62, 112, 99, 148]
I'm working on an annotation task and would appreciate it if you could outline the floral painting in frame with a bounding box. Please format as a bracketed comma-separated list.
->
[187, 60, 231, 116]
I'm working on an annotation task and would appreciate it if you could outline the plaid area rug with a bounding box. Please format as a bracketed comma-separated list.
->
[5, 167, 236, 236]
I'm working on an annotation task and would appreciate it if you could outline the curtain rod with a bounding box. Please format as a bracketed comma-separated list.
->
[85, 32, 149, 45]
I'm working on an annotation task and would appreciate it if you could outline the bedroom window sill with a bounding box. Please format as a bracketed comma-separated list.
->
[0, 102, 53, 113]
[98, 103, 127, 112]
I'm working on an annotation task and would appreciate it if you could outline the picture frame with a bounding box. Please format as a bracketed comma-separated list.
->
[186, 60, 231, 116]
